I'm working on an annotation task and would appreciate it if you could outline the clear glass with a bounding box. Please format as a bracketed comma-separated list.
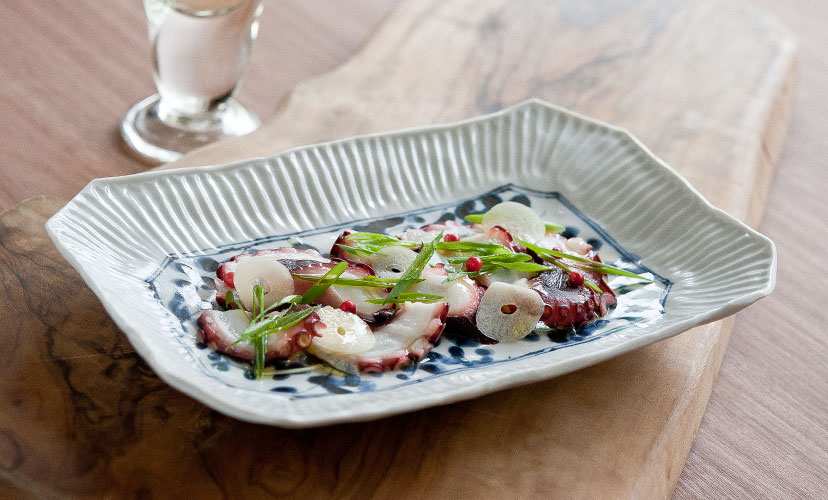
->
[121, 0, 263, 163]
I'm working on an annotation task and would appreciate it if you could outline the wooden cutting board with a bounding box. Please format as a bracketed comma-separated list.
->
[0, 0, 794, 498]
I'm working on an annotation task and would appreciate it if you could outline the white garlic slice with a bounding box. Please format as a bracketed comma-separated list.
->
[475, 282, 544, 341]
[366, 246, 418, 279]
[482, 201, 546, 243]
[233, 254, 295, 310]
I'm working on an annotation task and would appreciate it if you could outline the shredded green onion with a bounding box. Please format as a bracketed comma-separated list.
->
[300, 261, 348, 304]
[464, 213, 565, 233]
[383, 233, 442, 304]
[366, 292, 444, 304]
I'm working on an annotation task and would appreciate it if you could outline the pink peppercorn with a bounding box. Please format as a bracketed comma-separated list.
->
[465, 256, 483, 272]
[339, 300, 357, 314]
[568, 271, 584, 287]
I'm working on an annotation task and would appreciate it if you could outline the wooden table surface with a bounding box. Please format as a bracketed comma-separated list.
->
[1, 1, 825, 498]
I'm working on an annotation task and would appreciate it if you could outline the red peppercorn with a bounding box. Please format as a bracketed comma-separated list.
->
[568, 271, 584, 287]
[465, 256, 483, 272]
[444, 233, 460, 242]
[339, 300, 357, 314]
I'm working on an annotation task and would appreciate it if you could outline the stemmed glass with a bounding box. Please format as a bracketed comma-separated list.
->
[121, 0, 264, 163]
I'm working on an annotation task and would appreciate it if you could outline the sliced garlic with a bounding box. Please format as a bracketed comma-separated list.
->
[475, 282, 544, 341]
[310, 306, 375, 355]
[482, 201, 546, 243]
[233, 254, 295, 310]
[366, 246, 418, 279]
[213, 309, 250, 338]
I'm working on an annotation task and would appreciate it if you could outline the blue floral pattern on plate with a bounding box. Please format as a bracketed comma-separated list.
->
[147, 184, 670, 398]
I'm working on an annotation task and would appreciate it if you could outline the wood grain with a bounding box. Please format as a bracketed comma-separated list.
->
[0, 202, 737, 499]
[1, 0, 823, 499]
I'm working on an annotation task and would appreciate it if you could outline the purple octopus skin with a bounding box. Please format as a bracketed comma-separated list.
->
[531, 257, 617, 328]
[216, 247, 330, 289]
[197, 309, 318, 361]
[328, 230, 381, 265]
[216, 247, 332, 306]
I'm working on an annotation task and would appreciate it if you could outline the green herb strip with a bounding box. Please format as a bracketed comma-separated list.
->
[436, 240, 511, 255]
[224, 291, 250, 321]
[346, 232, 401, 244]
[293, 274, 423, 288]
[464, 213, 565, 233]
[366, 292, 444, 304]
[443, 244, 551, 274]
[261, 365, 323, 377]
[444, 270, 476, 282]
[252, 286, 267, 378]
[267, 294, 302, 312]
[492, 261, 553, 272]
[544, 223, 567, 234]
[383, 233, 442, 304]
[300, 261, 348, 304]
[339, 231, 419, 256]
[446, 253, 531, 264]
[518, 239, 652, 281]
[234, 306, 320, 345]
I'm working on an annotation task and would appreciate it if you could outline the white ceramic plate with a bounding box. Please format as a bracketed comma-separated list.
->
[46, 99, 775, 428]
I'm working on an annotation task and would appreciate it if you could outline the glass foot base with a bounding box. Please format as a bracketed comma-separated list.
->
[120, 94, 261, 164]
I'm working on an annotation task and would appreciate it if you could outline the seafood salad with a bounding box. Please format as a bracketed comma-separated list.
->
[197, 201, 650, 377]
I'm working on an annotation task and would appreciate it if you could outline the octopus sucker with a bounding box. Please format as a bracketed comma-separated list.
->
[197, 309, 319, 361]
[530, 267, 616, 329]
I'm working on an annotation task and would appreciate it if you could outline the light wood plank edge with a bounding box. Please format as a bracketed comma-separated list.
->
[745, 36, 798, 228]
[654, 31, 797, 500]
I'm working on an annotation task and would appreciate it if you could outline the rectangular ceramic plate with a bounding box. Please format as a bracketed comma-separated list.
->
[46, 100, 775, 428]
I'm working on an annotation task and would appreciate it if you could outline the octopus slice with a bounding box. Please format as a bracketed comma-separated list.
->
[289, 260, 394, 323]
[398, 220, 477, 244]
[460, 225, 522, 252]
[216, 247, 394, 323]
[309, 301, 449, 374]
[197, 309, 318, 360]
[216, 247, 330, 289]
[403, 264, 486, 343]
[411, 264, 481, 318]
[534, 234, 593, 256]
[328, 231, 374, 265]
[531, 265, 616, 328]
[215, 248, 332, 306]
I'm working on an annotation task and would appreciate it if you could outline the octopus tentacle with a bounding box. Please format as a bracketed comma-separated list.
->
[310, 301, 449, 375]
[532, 266, 616, 328]
[197, 309, 319, 361]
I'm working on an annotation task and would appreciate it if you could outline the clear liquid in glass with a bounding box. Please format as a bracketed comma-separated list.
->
[121, 0, 263, 163]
